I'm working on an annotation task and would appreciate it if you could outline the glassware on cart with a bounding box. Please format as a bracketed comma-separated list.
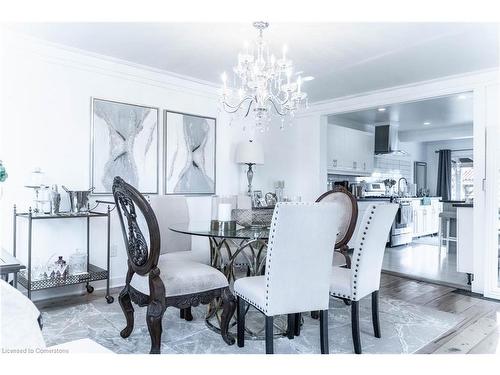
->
[49, 255, 69, 279]
[50, 185, 61, 214]
[69, 249, 87, 275]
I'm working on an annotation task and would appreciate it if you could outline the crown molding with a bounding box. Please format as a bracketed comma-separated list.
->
[297, 67, 499, 118]
[1, 29, 220, 99]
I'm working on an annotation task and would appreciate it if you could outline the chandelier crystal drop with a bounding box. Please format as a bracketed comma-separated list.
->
[219, 21, 310, 132]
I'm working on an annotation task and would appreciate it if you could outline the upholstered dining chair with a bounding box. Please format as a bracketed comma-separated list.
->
[148, 195, 203, 321]
[329, 203, 398, 354]
[306, 186, 358, 326]
[234, 202, 342, 354]
[316, 186, 358, 268]
[112, 177, 235, 354]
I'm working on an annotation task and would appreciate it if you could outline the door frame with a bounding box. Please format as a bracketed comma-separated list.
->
[298, 68, 498, 296]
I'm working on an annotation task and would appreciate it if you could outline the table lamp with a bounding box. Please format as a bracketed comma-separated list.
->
[235, 140, 264, 196]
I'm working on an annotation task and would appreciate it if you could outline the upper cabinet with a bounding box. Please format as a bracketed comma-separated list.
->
[327, 124, 374, 175]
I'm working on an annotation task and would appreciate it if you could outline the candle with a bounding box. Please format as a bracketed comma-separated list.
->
[221, 72, 227, 92]
[218, 203, 232, 222]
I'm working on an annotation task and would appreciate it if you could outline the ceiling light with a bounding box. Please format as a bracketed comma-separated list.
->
[423, 121, 431, 125]
[457, 94, 467, 100]
[219, 21, 308, 132]
[378, 107, 386, 112]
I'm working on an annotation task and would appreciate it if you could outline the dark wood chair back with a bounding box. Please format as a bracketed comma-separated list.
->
[112, 176, 160, 276]
[316, 186, 358, 250]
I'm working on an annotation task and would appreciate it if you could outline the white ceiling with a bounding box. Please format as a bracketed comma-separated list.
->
[7, 22, 499, 102]
[329, 92, 473, 132]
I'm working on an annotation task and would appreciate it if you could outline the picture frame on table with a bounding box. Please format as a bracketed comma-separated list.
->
[90, 97, 159, 195]
[252, 190, 264, 208]
[163, 110, 216, 195]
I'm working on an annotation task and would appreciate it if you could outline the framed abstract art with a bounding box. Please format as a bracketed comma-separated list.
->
[164, 110, 216, 195]
[91, 98, 159, 194]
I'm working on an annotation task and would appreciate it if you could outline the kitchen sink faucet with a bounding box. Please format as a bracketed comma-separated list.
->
[398, 177, 408, 197]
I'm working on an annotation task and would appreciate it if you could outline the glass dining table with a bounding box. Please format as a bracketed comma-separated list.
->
[169, 222, 269, 280]
[169, 222, 289, 339]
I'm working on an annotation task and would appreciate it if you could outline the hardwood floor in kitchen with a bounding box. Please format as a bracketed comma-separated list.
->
[379, 273, 500, 354]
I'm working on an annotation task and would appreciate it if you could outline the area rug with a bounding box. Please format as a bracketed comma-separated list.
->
[40, 293, 462, 354]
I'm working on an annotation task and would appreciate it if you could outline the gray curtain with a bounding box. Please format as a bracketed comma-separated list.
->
[436, 149, 452, 201]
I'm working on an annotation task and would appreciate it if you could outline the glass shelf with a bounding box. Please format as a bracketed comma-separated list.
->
[18, 264, 108, 291]
[16, 211, 109, 220]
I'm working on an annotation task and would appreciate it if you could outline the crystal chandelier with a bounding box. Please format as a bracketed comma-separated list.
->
[219, 21, 311, 131]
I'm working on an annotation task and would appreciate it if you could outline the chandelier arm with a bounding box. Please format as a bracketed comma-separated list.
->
[221, 96, 253, 111]
[268, 98, 287, 116]
[244, 99, 254, 118]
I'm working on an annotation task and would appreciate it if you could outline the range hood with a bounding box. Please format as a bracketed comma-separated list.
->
[374, 123, 407, 155]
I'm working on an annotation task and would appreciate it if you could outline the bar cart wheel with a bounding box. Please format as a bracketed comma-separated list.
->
[86, 284, 94, 293]
[106, 295, 114, 304]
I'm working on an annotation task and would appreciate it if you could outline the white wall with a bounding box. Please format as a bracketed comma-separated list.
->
[0, 31, 249, 299]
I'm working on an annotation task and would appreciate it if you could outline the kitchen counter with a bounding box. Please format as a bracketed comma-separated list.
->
[453, 203, 473, 208]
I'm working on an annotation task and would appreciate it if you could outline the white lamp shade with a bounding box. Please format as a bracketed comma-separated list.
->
[235, 140, 264, 165]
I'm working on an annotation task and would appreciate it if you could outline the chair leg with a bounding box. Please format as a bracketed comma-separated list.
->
[146, 268, 166, 354]
[351, 300, 362, 354]
[146, 303, 164, 354]
[237, 296, 245, 348]
[320, 309, 329, 354]
[180, 307, 193, 321]
[220, 287, 236, 345]
[372, 291, 381, 338]
[294, 313, 301, 336]
[118, 286, 134, 338]
[265, 315, 274, 354]
[287, 314, 295, 339]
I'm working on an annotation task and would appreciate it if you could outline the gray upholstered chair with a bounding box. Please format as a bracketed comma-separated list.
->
[112, 177, 235, 354]
[234, 202, 342, 354]
[329, 203, 398, 354]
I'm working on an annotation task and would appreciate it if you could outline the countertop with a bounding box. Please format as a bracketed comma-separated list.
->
[452, 203, 473, 208]
[356, 196, 441, 202]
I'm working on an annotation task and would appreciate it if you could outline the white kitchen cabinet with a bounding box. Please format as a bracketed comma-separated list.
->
[411, 198, 442, 238]
[327, 125, 374, 175]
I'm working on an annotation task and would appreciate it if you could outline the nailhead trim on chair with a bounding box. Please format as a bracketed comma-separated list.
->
[345, 205, 377, 302]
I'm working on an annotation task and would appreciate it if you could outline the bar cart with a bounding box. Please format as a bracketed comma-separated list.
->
[13, 201, 115, 303]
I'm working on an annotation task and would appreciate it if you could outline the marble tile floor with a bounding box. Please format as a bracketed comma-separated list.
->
[39, 288, 462, 354]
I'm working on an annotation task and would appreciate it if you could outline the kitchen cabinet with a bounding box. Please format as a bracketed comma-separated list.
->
[327, 125, 374, 175]
[411, 198, 442, 238]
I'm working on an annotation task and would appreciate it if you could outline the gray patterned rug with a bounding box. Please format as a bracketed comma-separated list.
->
[40, 294, 462, 354]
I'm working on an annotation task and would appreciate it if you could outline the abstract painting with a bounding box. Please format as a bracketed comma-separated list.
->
[164, 111, 216, 195]
[91, 98, 158, 194]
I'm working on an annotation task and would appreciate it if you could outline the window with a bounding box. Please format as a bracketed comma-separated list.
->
[451, 157, 474, 201]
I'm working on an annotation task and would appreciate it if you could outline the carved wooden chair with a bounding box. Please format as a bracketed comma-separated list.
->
[112, 176, 235, 354]
[316, 186, 358, 268]
[306, 186, 359, 325]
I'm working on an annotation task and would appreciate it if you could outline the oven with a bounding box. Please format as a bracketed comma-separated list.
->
[389, 199, 414, 247]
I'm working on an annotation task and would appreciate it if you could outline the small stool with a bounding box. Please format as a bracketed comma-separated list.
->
[438, 211, 457, 252]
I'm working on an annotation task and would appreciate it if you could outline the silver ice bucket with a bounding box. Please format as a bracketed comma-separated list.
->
[63, 186, 94, 213]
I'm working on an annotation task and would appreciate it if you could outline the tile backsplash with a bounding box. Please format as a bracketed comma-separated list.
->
[328, 156, 412, 185]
